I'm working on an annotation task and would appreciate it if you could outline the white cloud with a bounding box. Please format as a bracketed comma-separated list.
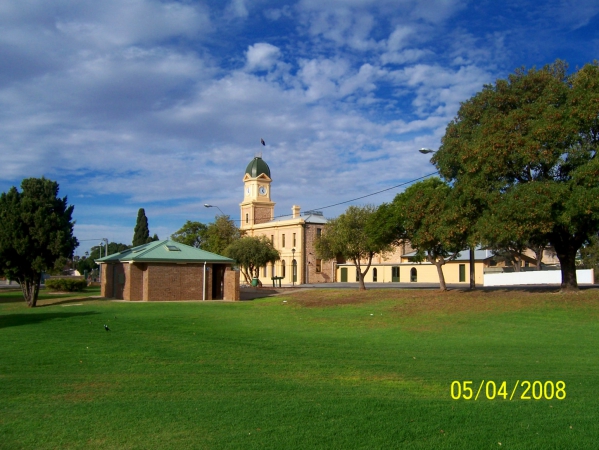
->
[245, 43, 282, 71]
[225, 0, 249, 19]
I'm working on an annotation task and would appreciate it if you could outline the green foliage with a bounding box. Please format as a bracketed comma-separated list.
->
[389, 178, 468, 290]
[224, 235, 279, 283]
[0, 177, 78, 307]
[132, 208, 150, 246]
[203, 215, 241, 255]
[171, 221, 208, 248]
[44, 278, 87, 292]
[76, 242, 131, 274]
[435, 60, 599, 290]
[315, 205, 390, 290]
[172, 216, 239, 255]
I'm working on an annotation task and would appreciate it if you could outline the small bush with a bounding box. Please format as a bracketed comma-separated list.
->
[45, 278, 88, 292]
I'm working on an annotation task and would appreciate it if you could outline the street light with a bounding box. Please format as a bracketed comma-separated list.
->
[418, 148, 437, 154]
[291, 248, 296, 286]
[204, 204, 225, 216]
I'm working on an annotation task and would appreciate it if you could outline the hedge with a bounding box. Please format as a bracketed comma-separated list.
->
[45, 278, 88, 292]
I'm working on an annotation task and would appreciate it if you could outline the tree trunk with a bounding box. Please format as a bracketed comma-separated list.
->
[435, 261, 447, 291]
[354, 253, 374, 291]
[469, 247, 476, 290]
[21, 276, 41, 308]
[427, 253, 447, 291]
[533, 245, 545, 271]
[554, 242, 579, 291]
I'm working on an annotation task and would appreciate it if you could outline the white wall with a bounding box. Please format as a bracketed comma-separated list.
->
[483, 269, 594, 286]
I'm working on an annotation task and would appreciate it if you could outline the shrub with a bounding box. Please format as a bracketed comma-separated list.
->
[44, 278, 88, 292]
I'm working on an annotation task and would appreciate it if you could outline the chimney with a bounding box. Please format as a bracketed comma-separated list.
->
[292, 205, 300, 219]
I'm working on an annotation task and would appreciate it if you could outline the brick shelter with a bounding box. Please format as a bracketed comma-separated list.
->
[97, 240, 239, 301]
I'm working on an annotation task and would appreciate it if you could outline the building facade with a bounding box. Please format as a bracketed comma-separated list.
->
[97, 240, 239, 301]
[240, 156, 334, 285]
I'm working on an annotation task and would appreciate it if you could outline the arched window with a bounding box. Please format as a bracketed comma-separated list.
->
[281, 260, 286, 278]
[373, 268, 378, 282]
[410, 267, 417, 282]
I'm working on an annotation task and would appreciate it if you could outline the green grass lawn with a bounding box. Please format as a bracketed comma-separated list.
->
[1, 287, 598, 449]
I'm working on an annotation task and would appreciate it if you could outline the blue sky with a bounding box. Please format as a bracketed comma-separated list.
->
[1, 0, 598, 256]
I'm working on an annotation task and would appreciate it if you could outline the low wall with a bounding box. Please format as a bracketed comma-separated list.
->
[483, 269, 594, 286]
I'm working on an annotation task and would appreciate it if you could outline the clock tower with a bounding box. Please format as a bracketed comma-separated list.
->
[240, 156, 275, 230]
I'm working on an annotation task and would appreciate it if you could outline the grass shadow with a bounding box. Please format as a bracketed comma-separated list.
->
[0, 311, 100, 329]
[0, 288, 102, 305]
[240, 288, 289, 300]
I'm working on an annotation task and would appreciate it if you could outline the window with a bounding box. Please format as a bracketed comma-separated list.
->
[316, 228, 322, 238]
[282, 234, 286, 247]
[392, 266, 400, 282]
[315, 259, 322, 273]
[410, 268, 417, 282]
[245, 213, 248, 224]
[271, 235, 274, 244]
[263, 266, 267, 278]
[459, 264, 466, 282]
[281, 260, 286, 278]
[293, 233, 296, 247]
[373, 268, 377, 282]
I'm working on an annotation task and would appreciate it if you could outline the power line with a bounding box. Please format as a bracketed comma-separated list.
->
[224, 170, 440, 223]
[302, 171, 439, 213]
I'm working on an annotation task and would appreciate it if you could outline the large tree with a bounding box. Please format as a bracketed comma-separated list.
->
[315, 205, 390, 290]
[171, 221, 208, 248]
[132, 208, 150, 246]
[0, 178, 78, 307]
[224, 236, 279, 283]
[434, 61, 599, 291]
[203, 215, 241, 255]
[392, 178, 468, 291]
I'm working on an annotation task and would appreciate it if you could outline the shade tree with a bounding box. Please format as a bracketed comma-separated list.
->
[434, 61, 599, 290]
[0, 178, 78, 307]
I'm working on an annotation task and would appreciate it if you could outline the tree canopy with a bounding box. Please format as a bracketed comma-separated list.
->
[387, 178, 468, 291]
[172, 216, 240, 255]
[0, 178, 78, 307]
[171, 221, 208, 248]
[315, 205, 390, 290]
[434, 61, 599, 290]
[76, 242, 131, 275]
[132, 208, 158, 246]
[224, 236, 279, 283]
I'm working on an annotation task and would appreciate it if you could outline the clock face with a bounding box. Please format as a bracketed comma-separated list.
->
[259, 186, 267, 195]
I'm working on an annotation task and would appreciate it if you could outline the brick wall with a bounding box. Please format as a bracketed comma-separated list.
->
[145, 263, 210, 301]
[223, 268, 240, 301]
[305, 223, 333, 283]
[100, 263, 113, 297]
[254, 206, 273, 224]
[102, 262, 237, 301]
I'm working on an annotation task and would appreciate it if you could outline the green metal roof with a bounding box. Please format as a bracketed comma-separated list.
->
[245, 156, 271, 178]
[96, 240, 235, 264]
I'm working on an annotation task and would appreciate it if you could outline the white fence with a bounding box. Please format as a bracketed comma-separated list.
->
[483, 269, 594, 287]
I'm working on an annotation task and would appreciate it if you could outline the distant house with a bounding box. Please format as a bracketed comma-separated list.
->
[96, 240, 239, 301]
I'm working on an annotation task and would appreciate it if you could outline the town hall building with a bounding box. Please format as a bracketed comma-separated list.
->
[239, 155, 334, 285]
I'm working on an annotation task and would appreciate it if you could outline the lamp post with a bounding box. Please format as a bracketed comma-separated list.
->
[291, 248, 296, 286]
[204, 204, 225, 216]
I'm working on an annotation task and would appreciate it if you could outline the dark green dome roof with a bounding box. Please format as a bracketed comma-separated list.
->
[245, 156, 271, 178]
